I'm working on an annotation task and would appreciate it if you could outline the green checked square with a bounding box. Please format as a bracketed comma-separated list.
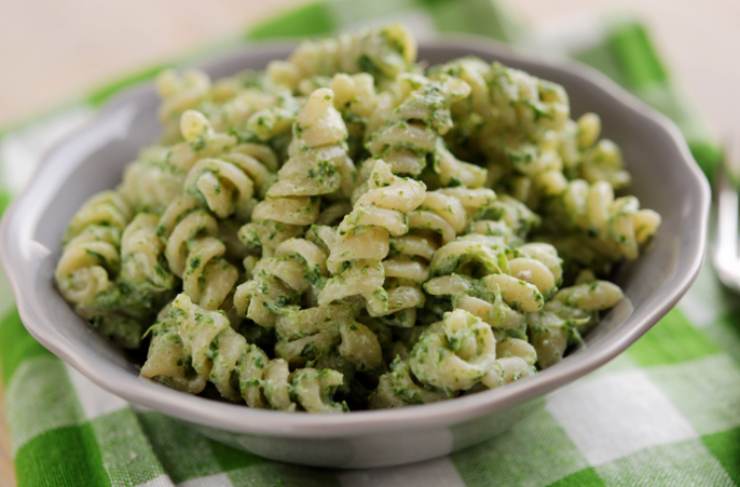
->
[6, 356, 83, 454]
[547, 467, 604, 487]
[627, 309, 720, 367]
[229, 463, 341, 487]
[135, 411, 334, 487]
[645, 355, 740, 436]
[0, 310, 52, 385]
[641, 356, 740, 485]
[702, 427, 740, 484]
[136, 411, 235, 483]
[452, 406, 590, 486]
[595, 438, 735, 486]
[14, 424, 109, 487]
[89, 409, 165, 486]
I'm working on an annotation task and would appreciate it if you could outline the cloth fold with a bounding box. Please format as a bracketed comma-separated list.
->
[0, 1, 737, 486]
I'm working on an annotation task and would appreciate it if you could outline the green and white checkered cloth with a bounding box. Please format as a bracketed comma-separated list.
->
[1, 1, 738, 485]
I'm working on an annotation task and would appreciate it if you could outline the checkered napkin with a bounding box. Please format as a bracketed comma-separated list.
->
[1, 1, 737, 485]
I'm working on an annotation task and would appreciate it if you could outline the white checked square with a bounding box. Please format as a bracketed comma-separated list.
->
[546, 370, 696, 465]
[65, 364, 127, 419]
[136, 474, 175, 487]
[339, 457, 465, 487]
[178, 473, 232, 487]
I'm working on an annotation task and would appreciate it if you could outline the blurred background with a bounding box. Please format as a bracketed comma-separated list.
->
[2, 0, 738, 134]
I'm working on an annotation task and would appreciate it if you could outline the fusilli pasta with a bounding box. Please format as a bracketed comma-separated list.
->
[55, 24, 659, 413]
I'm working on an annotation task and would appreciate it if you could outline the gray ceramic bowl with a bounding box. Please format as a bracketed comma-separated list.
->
[0, 37, 709, 468]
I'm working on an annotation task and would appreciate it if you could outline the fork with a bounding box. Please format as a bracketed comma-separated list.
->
[714, 143, 740, 292]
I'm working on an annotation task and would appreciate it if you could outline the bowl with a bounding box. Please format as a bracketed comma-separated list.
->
[0, 37, 710, 468]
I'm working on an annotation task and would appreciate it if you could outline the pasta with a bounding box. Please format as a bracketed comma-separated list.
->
[237, 87, 353, 257]
[56, 191, 130, 309]
[157, 195, 239, 310]
[319, 159, 426, 319]
[141, 293, 346, 412]
[118, 212, 177, 309]
[55, 25, 660, 413]
[267, 23, 416, 89]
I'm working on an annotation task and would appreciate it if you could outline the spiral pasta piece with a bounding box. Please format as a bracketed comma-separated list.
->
[319, 159, 426, 317]
[156, 69, 211, 140]
[369, 357, 447, 408]
[393, 187, 498, 270]
[371, 309, 505, 406]
[555, 280, 623, 311]
[177, 110, 279, 220]
[527, 280, 622, 368]
[206, 72, 282, 126]
[56, 227, 121, 309]
[506, 244, 562, 299]
[274, 304, 354, 365]
[429, 234, 509, 278]
[330, 73, 377, 120]
[141, 293, 347, 412]
[377, 187, 496, 326]
[551, 179, 661, 262]
[118, 213, 176, 305]
[428, 245, 620, 370]
[119, 147, 187, 213]
[56, 191, 132, 308]
[459, 60, 568, 140]
[567, 113, 631, 189]
[158, 195, 238, 309]
[273, 304, 383, 372]
[516, 242, 563, 289]
[244, 87, 302, 142]
[474, 194, 541, 242]
[409, 309, 497, 392]
[434, 59, 572, 202]
[233, 236, 329, 327]
[424, 273, 525, 332]
[159, 62, 299, 141]
[266, 88, 355, 199]
[239, 88, 353, 256]
[482, 337, 537, 389]
[63, 190, 132, 242]
[267, 24, 416, 89]
[121, 108, 255, 212]
[330, 73, 378, 157]
[425, 237, 565, 327]
[365, 74, 486, 186]
[55, 191, 154, 348]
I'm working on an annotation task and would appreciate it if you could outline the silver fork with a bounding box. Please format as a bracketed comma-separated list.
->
[714, 143, 740, 292]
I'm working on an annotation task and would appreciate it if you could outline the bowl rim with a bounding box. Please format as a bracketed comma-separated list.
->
[0, 35, 710, 438]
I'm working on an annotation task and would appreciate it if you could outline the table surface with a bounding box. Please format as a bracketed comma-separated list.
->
[1, 1, 738, 485]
